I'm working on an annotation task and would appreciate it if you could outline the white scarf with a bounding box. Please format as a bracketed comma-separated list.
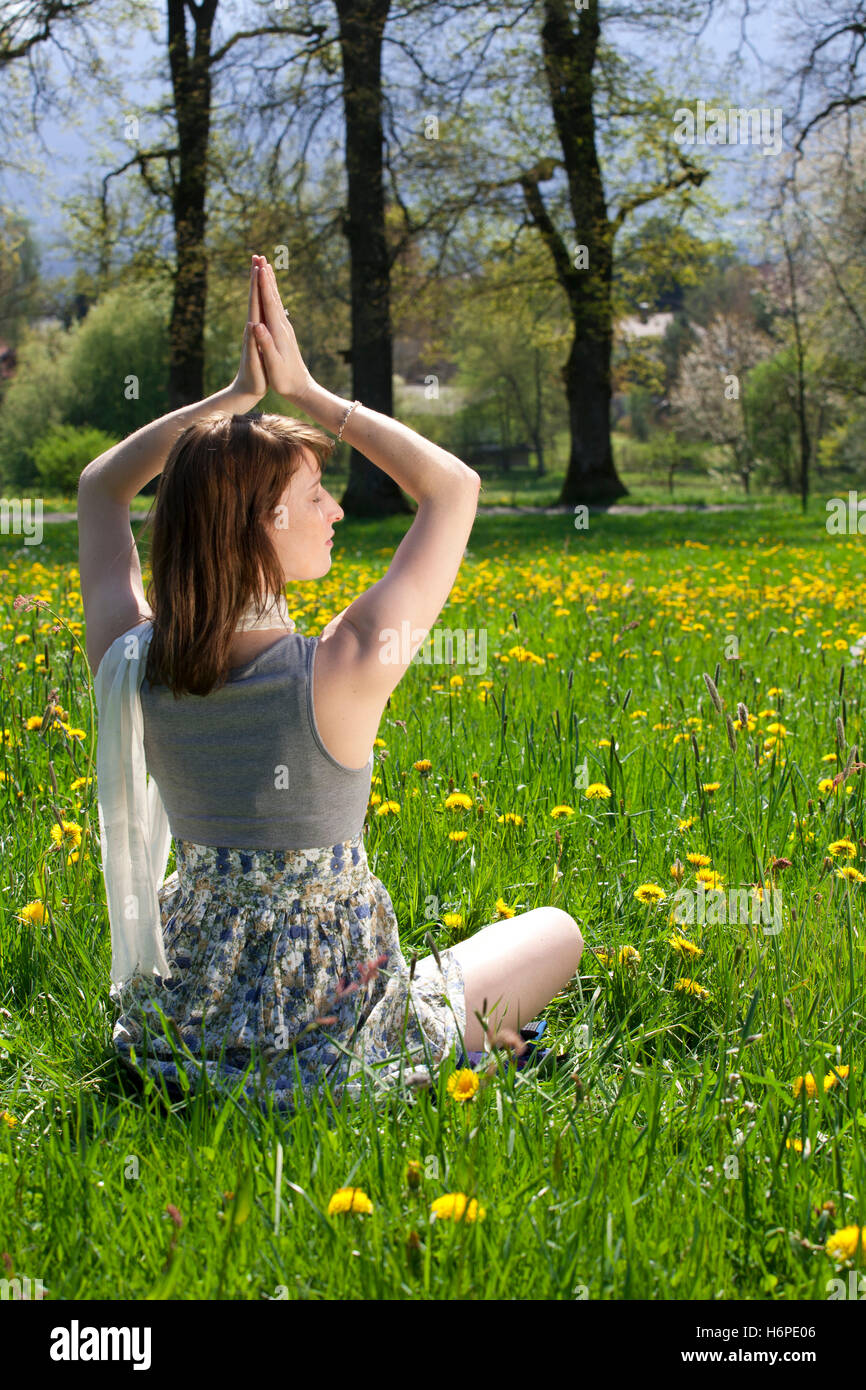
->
[93, 592, 295, 998]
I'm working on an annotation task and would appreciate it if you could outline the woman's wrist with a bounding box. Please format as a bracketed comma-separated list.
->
[288, 378, 353, 434]
[223, 383, 263, 415]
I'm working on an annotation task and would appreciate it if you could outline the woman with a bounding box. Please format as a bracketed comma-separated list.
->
[77, 253, 583, 1110]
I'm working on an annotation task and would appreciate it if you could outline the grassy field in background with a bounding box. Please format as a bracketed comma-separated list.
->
[0, 500, 864, 1299]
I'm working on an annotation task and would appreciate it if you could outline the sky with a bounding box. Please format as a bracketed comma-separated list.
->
[4, 0, 796, 286]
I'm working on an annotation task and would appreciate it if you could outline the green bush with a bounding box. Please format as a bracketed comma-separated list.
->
[0, 327, 67, 487]
[31, 423, 118, 491]
[62, 282, 171, 438]
[0, 278, 171, 489]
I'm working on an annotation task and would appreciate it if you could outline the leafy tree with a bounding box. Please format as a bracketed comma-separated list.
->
[670, 313, 773, 493]
[744, 345, 829, 494]
[0, 213, 40, 352]
[613, 216, 730, 317]
[448, 242, 571, 476]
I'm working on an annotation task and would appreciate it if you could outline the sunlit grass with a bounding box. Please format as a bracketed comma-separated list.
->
[0, 503, 864, 1299]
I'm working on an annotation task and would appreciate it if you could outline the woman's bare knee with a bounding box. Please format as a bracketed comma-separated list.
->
[446, 906, 583, 1052]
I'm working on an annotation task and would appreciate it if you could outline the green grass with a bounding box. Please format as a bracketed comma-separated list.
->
[0, 499, 864, 1299]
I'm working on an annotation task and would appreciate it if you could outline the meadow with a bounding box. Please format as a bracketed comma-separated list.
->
[0, 499, 864, 1300]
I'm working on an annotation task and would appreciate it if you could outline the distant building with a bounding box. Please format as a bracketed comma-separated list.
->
[615, 311, 675, 341]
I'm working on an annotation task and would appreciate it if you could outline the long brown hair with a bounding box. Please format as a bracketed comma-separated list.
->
[142, 411, 334, 697]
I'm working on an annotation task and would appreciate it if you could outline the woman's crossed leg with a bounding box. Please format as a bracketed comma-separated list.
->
[416, 906, 583, 1053]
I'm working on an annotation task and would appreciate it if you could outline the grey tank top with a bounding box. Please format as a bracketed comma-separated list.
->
[140, 631, 374, 851]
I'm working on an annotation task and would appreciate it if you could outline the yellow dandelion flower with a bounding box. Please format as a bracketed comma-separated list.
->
[686, 852, 712, 867]
[702, 782, 721, 793]
[413, 759, 432, 773]
[584, 783, 612, 800]
[696, 869, 725, 890]
[1, 1112, 18, 1129]
[634, 883, 665, 905]
[25, 715, 43, 731]
[504, 644, 544, 664]
[443, 912, 464, 929]
[674, 978, 710, 1002]
[445, 792, 473, 811]
[446, 1069, 480, 1102]
[550, 805, 574, 818]
[818, 777, 852, 795]
[327, 1187, 374, 1216]
[785, 1138, 803, 1153]
[824, 1065, 851, 1091]
[430, 1193, 485, 1223]
[375, 800, 401, 816]
[836, 866, 866, 883]
[668, 935, 704, 959]
[495, 898, 516, 918]
[618, 945, 641, 967]
[826, 1226, 866, 1262]
[793, 1073, 819, 1099]
[19, 900, 47, 925]
[52, 824, 85, 853]
[448, 830, 468, 842]
[828, 840, 857, 858]
[678, 817, 695, 831]
[496, 812, 524, 826]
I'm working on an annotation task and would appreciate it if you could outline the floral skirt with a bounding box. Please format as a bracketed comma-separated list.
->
[112, 831, 467, 1112]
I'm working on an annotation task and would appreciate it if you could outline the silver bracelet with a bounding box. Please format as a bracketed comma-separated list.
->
[336, 399, 360, 442]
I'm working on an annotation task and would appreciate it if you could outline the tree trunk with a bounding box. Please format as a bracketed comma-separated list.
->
[534, 432, 546, 476]
[139, 0, 217, 496]
[533, 346, 546, 476]
[335, 0, 410, 517]
[167, 0, 215, 413]
[532, 0, 627, 505]
[559, 326, 625, 503]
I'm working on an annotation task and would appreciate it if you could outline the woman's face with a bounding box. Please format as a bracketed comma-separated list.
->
[268, 448, 343, 584]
